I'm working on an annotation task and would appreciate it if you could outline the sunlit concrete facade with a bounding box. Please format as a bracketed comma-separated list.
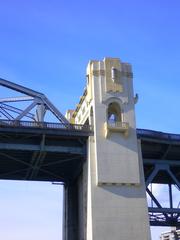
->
[66, 57, 151, 240]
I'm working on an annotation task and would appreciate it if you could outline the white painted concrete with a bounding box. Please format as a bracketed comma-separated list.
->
[72, 57, 151, 240]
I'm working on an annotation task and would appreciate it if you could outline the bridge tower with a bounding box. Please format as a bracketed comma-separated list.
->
[65, 58, 151, 240]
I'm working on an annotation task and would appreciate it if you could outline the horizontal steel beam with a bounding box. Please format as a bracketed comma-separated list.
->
[0, 143, 84, 154]
[137, 128, 180, 143]
[0, 96, 34, 103]
[144, 159, 180, 166]
[0, 119, 92, 132]
[150, 221, 180, 227]
[0, 126, 91, 138]
[149, 207, 180, 214]
[0, 78, 43, 98]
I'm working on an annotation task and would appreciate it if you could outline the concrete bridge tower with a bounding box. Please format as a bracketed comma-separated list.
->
[65, 57, 151, 240]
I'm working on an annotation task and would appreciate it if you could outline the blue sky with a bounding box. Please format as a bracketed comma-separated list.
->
[0, 0, 180, 239]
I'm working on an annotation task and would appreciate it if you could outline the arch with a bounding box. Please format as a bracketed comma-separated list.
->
[107, 102, 122, 124]
[103, 96, 123, 106]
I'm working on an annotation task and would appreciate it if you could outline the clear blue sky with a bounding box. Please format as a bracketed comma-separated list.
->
[0, 0, 180, 239]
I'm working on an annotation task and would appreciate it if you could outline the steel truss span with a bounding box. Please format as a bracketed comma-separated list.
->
[137, 129, 180, 227]
[0, 78, 69, 124]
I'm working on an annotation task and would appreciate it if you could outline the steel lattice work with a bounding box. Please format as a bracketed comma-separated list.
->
[138, 129, 180, 227]
[0, 78, 92, 183]
[0, 78, 69, 124]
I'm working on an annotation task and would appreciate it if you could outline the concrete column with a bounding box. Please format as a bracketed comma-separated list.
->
[67, 57, 151, 240]
[63, 182, 79, 240]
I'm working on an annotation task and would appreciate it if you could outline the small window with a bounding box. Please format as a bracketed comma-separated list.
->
[86, 74, 89, 85]
[111, 67, 117, 82]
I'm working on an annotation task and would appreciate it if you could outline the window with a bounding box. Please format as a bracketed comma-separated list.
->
[111, 67, 118, 82]
[86, 74, 89, 85]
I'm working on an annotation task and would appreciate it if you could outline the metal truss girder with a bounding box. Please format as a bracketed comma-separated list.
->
[145, 166, 160, 186]
[145, 158, 180, 227]
[149, 211, 180, 227]
[38, 168, 65, 181]
[150, 220, 180, 227]
[27, 152, 47, 180]
[25, 151, 40, 179]
[0, 151, 65, 181]
[161, 144, 171, 159]
[144, 159, 180, 166]
[0, 78, 43, 98]
[0, 96, 34, 103]
[0, 77, 69, 124]
[25, 134, 46, 179]
[41, 96, 69, 124]
[0, 143, 84, 154]
[167, 169, 180, 190]
[0, 151, 33, 168]
[0, 123, 92, 138]
[145, 161, 180, 186]
[14, 101, 36, 120]
[149, 207, 180, 214]
[0, 168, 28, 178]
[146, 187, 164, 209]
[42, 156, 80, 167]
[147, 187, 170, 222]
[0, 103, 34, 118]
[0, 108, 13, 120]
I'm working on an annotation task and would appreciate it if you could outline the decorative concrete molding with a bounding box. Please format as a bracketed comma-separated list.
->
[92, 69, 105, 76]
[102, 96, 123, 107]
[106, 83, 123, 93]
[104, 121, 129, 138]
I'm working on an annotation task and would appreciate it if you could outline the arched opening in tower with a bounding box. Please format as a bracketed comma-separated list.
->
[107, 102, 122, 125]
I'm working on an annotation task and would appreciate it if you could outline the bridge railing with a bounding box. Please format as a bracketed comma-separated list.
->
[137, 128, 180, 141]
[0, 119, 92, 132]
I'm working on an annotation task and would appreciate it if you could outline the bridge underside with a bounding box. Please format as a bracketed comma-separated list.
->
[138, 129, 180, 227]
[0, 123, 89, 183]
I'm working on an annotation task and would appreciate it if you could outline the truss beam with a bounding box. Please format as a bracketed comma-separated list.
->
[0, 142, 84, 154]
[145, 159, 180, 227]
[0, 78, 69, 124]
[0, 96, 34, 103]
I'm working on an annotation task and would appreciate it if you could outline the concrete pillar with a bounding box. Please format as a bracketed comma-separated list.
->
[63, 168, 87, 240]
[63, 182, 79, 240]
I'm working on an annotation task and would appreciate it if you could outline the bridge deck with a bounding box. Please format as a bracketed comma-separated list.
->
[0, 121, 179, 185]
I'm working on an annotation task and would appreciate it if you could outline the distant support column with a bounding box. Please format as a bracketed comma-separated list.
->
[63, 182, 79, 240]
